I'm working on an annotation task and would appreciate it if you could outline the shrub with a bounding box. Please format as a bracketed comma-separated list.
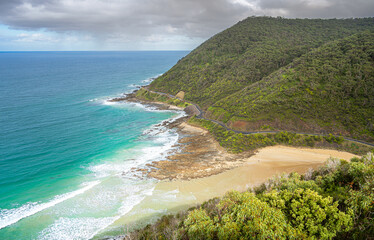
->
[217, 191, 300, 240]
[262, 188, 352, 239]
[184, 191, 303, 240]
[184, 209, 216, 240]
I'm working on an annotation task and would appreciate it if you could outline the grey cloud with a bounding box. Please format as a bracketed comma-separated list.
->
[0, 0, 373, 43]
[0, 0, 251, 39]
[258, 0, 374, 18]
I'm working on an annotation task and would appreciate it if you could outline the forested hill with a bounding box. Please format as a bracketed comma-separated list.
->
[149, 17, 374, 141]
[209, 32, 374, 141]
[150, 17, 373, 107]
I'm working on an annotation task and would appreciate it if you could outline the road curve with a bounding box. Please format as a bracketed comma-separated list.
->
[142, 87, 374, 148]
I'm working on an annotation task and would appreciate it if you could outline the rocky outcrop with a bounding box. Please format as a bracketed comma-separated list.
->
[184, 105, 200, 116]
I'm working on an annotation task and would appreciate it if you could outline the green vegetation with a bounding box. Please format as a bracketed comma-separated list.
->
[185, 192, 301, 240]
[148, 17, 374, 142]
[135, 88, 191, 108]
[150, 17, 373, 108]
[260, 188, 351, 239]
[211, 32, 374, 141]
[189, 116, 373, 155]
[127, 153, 374, 239]
[128, 17, 374, 240]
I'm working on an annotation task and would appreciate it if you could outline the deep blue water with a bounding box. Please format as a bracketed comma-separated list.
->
[0, 51, 188, 239]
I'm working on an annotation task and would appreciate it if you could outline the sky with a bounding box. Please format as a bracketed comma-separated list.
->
[0, 0, 373, 51]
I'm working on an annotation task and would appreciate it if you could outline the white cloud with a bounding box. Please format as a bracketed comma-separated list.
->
[15, 33, 57, 42]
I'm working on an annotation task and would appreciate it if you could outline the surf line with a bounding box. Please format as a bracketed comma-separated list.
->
[0, 181, 100, 229]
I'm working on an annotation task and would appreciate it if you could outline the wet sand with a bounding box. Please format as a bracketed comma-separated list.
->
[147, 122, 254, 180]
[106, 100, 360, 237]
[100, 95, 363, 239]
[155, 145, 358, 203]
[145, 119, 358, 181]
[102, 145, 358, 238]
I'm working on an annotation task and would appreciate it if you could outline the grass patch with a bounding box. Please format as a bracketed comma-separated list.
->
[136, 88, 191, 108]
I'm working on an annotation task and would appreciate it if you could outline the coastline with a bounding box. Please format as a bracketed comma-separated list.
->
[110, 142, 357, 238]
[155, 145, 358, 203]
[146, 121, 255, 180]
[103, 89, 360, 239]
[114, 90, 256, 180]
[113, 89, 359, 182]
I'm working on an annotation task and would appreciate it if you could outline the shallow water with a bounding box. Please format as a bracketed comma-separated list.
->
[0, 51, 189, 239]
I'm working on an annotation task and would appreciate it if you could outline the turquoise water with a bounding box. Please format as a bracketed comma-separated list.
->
[0, 51, 188, 239]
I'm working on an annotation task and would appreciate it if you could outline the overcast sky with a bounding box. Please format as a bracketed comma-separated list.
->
[0, 0, 373, 51]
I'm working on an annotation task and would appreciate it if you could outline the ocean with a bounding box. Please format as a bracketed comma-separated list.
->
[0, 51, 189, 239]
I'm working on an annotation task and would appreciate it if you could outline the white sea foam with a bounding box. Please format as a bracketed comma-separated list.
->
[38, 183, 155, 240]
[102, 100, 117, 106]
[125, 101, 159, 111]
[141, 74, 161, 83]
[33, 110, 185, 239]
[88, 109, 184, 179]
[88, 97, 115, 106]
[86, 183, 155, 238]
[54, 91, 187, 238]
[0, 181, 100, 230]
[89, 73, 162, 105]
[127, 83, 141, 88]
[38, 216, 116, 240]
[100, 98, 181, 114]
[88, 127, 179, 179]
[123, 101, 186, 114]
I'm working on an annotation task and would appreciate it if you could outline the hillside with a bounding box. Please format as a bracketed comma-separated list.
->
[126, 17, 374, 240]
[209, 32, 374, 141]
[150, 17, 374, 108]
[148, 17, 374, 142]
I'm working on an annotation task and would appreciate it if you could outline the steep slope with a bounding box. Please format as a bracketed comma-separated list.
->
[208, 32, 374, 141]
[150, 17, 374, 108]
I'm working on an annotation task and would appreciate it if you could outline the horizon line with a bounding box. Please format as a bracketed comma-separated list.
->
[0, 50, 192, 52]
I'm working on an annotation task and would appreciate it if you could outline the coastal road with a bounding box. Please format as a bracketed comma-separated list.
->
[142, 87, 374, 148]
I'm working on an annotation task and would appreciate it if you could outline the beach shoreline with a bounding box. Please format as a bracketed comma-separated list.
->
[114, 92, 257, 180]
[104, 90, 360, 239]
[111, 141, 357, 238]
[155, 145, 358, 204]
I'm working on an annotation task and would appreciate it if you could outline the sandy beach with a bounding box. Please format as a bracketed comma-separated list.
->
[120, 94, 360, 190]
[111, 143, 357, 235]
[103, 100, 360, 237]
[155, 145, 358, 203]
[144, 116, 358, 182]
[143, 111, 358, 202]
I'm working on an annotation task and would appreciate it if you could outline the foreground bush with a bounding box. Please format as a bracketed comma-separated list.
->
[126, 153, 374, 240]
[185, 191, 301, 240]
[261, 189, 352, 239]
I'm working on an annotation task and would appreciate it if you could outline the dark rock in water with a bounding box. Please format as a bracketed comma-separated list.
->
[108, 91, 138, 102]
[108, 97, 128, 102]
